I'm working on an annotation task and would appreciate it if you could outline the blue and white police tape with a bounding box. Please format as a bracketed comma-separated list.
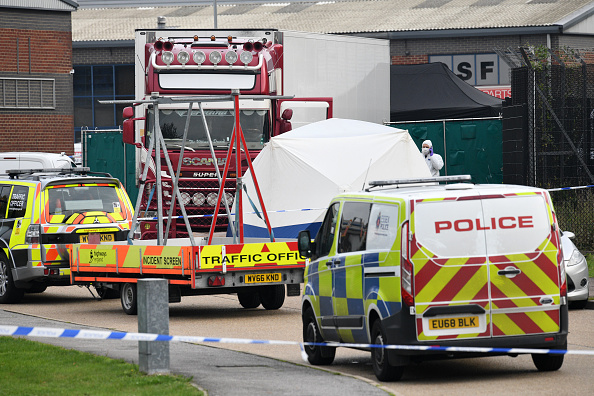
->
[548, 184, 594, 192]
[2, 325, 594, 360]
[137, 207, 326, 221]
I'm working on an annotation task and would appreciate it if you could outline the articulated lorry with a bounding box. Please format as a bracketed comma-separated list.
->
[123, 28, 389, 238]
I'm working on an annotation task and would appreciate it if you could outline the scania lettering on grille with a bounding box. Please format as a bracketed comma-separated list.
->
[182, 157, 226, 166]
[435, 216, 534, 233]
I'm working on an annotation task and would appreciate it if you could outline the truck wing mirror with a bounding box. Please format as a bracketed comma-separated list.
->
[122, 106, 134, 119]
[298, 230, 312, 258]
[122, 119, 135, 145]
[122, 106, 135, 145]
[281, 108, 293, 120]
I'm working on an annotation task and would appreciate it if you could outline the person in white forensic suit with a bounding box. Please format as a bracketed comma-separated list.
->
[422, 140, 444, 177]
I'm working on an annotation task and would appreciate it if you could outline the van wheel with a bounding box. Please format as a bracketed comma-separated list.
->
[0, 253, 24, 304]
[302, 306, 335, 365]
[259, 285, 285, 310]
[531, 352, 564, 372]
[371, 320, 404, 381]
[120, 283, 138, 315]
[26, 283, 48, 294]
[238, 291, 261, 309]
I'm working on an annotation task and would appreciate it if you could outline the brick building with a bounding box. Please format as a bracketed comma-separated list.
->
[0, 0, 78, 154]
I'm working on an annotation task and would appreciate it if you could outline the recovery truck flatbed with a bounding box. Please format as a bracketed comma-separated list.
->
[70, 88, 305, 314]
[69, 238, 304, 314]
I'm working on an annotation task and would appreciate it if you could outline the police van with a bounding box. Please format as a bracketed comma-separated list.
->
[0, 168, 134, 303]
[297, 175, 568, 381]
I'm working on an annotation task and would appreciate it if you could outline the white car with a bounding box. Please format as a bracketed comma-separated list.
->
[0, 152, 76, 173]
[561, 231, 590, 309]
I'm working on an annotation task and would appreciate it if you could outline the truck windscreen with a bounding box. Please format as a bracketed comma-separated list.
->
[147, 109, 269, 150]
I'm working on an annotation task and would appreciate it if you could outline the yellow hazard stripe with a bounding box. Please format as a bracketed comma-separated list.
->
[492, 313, 524, 335]
[526, 311, 559, 332]
[416, 265, 460, 303]
[451, 267, 488, 302]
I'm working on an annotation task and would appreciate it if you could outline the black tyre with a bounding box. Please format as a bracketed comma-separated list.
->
[238, 291, 261, 309]
[532, 352, 565, 372]
[120, 283, 138, 315]
[0, 253, 24, 304]
[371, 320, 404, 381]
[95, 285, 119, 300]
[26, 283, 48, 294]
[569, 299, 588, 310]
[259, 284, 285, 310]
[302, 306, 335, 365]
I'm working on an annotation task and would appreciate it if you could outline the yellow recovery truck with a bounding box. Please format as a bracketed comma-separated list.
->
[70, 239, 304, 314]
[69, 91, 305, 314]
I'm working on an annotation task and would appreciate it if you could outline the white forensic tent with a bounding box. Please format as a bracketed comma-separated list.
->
[232, 118, 431, 238]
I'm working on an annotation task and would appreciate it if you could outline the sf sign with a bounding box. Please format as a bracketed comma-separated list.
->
[429, 54, 510, 86]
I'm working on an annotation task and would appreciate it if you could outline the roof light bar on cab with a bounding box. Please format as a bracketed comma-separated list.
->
[368, 175, 472, 189]
[6, 167, 91, 177]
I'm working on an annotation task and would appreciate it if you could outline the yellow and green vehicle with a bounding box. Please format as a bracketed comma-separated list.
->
[0, 168, 134, 303]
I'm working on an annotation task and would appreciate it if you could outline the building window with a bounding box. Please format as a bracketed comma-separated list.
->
[73, 64, 134, 142]
[0, 77, 55, 109]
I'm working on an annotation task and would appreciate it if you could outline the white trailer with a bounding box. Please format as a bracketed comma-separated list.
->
[279, 30, 390, 126]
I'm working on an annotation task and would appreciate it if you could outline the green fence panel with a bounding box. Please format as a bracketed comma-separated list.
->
[83, 131, 138, 203]
[390, 118, 502, 184]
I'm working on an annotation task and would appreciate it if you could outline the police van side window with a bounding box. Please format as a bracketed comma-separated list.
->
[338, 202, 372, 254]
[367, 203, 400, 250]
[7, 186, 28, 218]
[0, 186, 10, 219]
[314, 202, 339, 259]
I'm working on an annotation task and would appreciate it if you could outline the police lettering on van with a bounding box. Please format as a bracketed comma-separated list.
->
[298, 175, 568, 382]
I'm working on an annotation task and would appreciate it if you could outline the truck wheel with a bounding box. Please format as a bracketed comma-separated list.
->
[95, 285, 119, 300]
[302, 306, 335, 365]
[531, 352, 564, 372]
[120, 283, 138, 315]
[371, 320, 404, 381]
[259, 285, 285, 310]
[0, 253, 24, 304]
[238, 291, 261, 309]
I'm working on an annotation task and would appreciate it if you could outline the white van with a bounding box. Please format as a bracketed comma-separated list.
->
[0, 152, 75, 174]
[298, 175, 568, 381]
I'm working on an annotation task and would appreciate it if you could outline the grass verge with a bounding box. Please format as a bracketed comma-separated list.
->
[0, 337, 202, 396]
[587, 253, 594, 279]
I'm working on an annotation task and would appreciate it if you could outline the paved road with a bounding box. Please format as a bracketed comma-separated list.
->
[2, 286, 594, 395]
[0, 307, 388, 396]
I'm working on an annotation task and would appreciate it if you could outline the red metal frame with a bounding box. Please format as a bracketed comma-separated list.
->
[207, 94, 274, 244]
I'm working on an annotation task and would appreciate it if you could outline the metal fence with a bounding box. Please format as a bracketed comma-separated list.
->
[497, 46, 594, 251]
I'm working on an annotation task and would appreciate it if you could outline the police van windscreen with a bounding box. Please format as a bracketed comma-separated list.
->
[48, 185, 125, 222]
[413, 194, 551, 258]
[147, 108, 269, 150]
